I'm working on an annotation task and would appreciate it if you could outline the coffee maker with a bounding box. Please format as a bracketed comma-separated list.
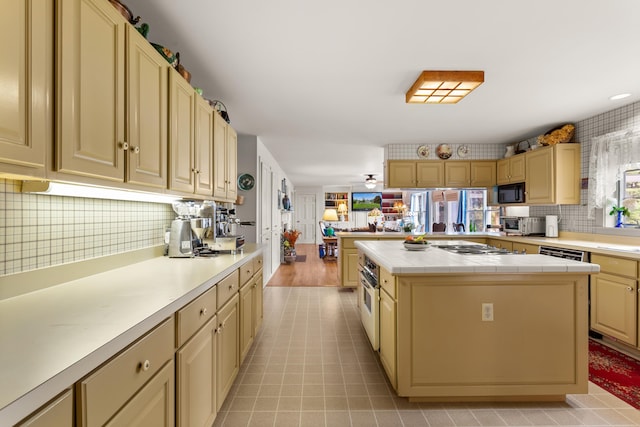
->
[168, 200, 215, 257]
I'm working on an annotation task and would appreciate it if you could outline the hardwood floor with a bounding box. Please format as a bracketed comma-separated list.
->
[267, 243, 340, 287]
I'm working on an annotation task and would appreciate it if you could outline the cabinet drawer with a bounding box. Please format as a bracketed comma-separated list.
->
[176, 285, 217, 348]
[239, 261, 254, 287]
[380, 267, 395, 298]
[253, 255, 263, 272]
[217, 269, 239, 309]
[77, 317, 174, 427]
[592, 254, 637, 278]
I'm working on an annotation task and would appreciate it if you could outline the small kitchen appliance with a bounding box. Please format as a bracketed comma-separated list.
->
[500, 216, 545, 236]
[545, 215, 559, 237]
[168, 200, 216, 257]
[168, 219, 195, 258]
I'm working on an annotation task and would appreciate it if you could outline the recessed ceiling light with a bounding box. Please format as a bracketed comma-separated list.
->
[609, 93, 631, 101]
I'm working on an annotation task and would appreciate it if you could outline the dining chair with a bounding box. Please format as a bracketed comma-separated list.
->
[432, 222, 446, 232]
[452, 223, 465, 232]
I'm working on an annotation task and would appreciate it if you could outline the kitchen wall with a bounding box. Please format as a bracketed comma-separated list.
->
[0, 179, 174, 277]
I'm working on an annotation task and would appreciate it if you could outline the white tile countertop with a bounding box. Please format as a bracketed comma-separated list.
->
[355, 240, 600, 275]
[0, 245, 262, 426]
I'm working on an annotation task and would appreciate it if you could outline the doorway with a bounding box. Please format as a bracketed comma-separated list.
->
[295, 194, 316, 244]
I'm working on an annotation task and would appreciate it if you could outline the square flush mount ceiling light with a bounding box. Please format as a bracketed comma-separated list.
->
[406, 70, 484, 104]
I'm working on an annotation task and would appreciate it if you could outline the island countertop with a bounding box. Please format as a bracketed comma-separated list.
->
[355, 240, 600, 275]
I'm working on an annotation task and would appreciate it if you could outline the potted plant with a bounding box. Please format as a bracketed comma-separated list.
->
[282, 229, 301, 262]
[609, 205, 629, 228]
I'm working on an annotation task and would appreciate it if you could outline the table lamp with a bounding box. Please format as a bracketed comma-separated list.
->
[322, 208, 338, 236]
[337, 203, 348, 221]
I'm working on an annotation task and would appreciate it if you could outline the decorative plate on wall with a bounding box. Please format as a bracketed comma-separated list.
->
[237, 173, 255, 191]
[457, 145, 470, 158]
[417, 145, 430, 159]
[436, 144, 452, 160]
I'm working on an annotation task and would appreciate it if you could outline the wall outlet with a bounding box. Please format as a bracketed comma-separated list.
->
[482, 303, 494, 321]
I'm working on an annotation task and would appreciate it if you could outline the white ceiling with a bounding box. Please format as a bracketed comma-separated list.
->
[126, 0, 640, 187]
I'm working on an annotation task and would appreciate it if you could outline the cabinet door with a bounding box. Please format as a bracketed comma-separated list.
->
[509, 155, 526, 183]
[340, 249, 359, 287]
[444, 161, 470, 187]
[470, 161, 496, 187]
[525, 148, 554, 204]
[169, 69, 195, 193]
[417, 161, 444, 187]
[387, 161, 416, 188]
[213, 112, 228, 199]
[252, 272, 264, 337]
[496, 158, 510, 185]
[126, 26, 168, 188]
[590, 273, 637, 346]
[379, 289, 397, 390]
[226, 125, 238, 201]
[0, 0, 51, 177]
[17, 389, 73, 427]
[216, 294, 240, 411]
[105, 361, 174, 427]
[57, 0, 126, 181]
[239, 281, 254, 363]
[194, 96, 214, 196]
[176, 316, 217, 427]
[512, 242, 539, 255]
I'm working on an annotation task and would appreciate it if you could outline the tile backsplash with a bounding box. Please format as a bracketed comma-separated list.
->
[0, 180, 175, 276]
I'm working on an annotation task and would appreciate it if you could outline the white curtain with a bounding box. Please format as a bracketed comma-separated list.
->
[588, 130, 640, 218]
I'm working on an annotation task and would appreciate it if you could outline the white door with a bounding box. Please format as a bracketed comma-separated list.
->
[295, 194, 316, 244]
[259, 160, 273, 282]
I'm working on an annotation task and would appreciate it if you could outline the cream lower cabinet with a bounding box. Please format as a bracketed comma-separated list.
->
[239, 277, 255, 364]
[253, 271, 264, 337]
[57, 0, 168, 187]
[213, 112, 238, 202]
[590, 254, 638, 346]
[512, 242, 539, 255]
[0, 0, 52, 179]
[176, 315, 218, 427]
[341, 249, 360, 287]
[379, 286, 397, 390]
[17, 389, 73, 427]
[76, 318, 175, 427]
[488, 239, 513, 251]
[216, 293, 240, 411]
[525, 144, 580, 205]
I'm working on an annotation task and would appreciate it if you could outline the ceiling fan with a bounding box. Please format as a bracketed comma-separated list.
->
[364, 174, 377, 189]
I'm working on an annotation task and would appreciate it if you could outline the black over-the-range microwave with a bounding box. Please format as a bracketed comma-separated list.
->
[497, 183, 525, 204]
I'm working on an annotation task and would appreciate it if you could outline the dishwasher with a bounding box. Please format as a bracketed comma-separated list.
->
[539, 245, 588, 262]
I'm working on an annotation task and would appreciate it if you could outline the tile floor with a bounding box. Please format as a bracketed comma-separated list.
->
[213, 287, 640, 427]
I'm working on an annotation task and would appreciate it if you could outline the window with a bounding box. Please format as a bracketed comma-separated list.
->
[622, 169, 640, 226]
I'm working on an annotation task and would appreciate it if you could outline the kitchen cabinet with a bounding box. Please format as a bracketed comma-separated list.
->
[488, 239, 513, 251]
[252, 256, 264, 337]
[176, 316, 217, 427]
[213, 112, 238, 202]
[379, 268, 397, 390]
[470, 161, 496, 187]
[418, 161, 445, 187]
[57, 0, 168, 187]
[386, 160, 445, 188]
[76, 317, 175, 427]
[341, 249, 360, 287]
[496, 155, 526, 185]
[239, 262, 256, 364]
[525, 144, 580, 205]
[0, 0, 52, 179]
[512, 242, 539, 255]
[192, 95, 215, 196]
[175, 285, 218, 427]
[590, 254, 638, 346]
[16, 389, 73, 427]
[216, 293, 240, 411]
[444, 161, 470, 187]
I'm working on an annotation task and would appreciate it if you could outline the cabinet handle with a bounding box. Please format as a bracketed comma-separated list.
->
[120, 142, 129, 151]
[627, 286, 634, 292]
[141, 359, 151, 372]
[131, 146, 140, 154]
[246, 269, 251, 274]
[200, 307, 207, 316]
[229, 284, 234, 291]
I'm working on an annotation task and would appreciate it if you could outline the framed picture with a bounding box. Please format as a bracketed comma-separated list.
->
[277, 189, 282, 209]
[281, 178, 287, 195]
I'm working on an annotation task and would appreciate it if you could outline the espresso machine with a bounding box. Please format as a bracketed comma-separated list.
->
[210, 206, 245, 253]
[168, 200, 216, 257]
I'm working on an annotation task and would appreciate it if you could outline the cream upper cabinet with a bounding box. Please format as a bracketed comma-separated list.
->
[387, 160, 417, 188]
[194, 96, 214, 196]
[590, 254, 638, 346]
[57, 0, 168, 187]
[496, 155, 525, 185]
[169, 69, 196, 193]
[444, 161, 470, 187]
[525, 144, 580, 205]
[213, 112, 238, 202]
[470, 161, 496, 187]
[57, 0, 125, 182]
[0, 0, 52, 179]
[417, 161, 445, 187]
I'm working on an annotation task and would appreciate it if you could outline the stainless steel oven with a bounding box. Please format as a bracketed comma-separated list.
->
[358, 255, 380, 350]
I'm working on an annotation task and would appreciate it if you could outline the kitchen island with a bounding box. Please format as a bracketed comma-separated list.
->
[355, 240, 599, 402]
